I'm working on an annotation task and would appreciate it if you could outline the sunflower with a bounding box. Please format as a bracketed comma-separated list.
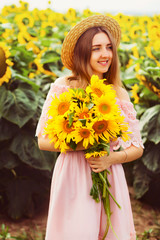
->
[15, 13, 35, 30]
[0, 43, 13, 86]
[26, 41, 40, 54]
[53, 116, 74, 143]
[92, 118, 120, 142]
[85, 150, 108, 159]
[33, 48, 57, 77]
[47, 91, 72, 118]
[71, 121, 95, 149]
[65, 8, 77, 21]
[86, 75, 113, 98]
[130, 25, 145, 39]
[17, 30, 38, 45]
[93, 94, 119, 119]
[131, 84, 139, 104]
[70, 100, 93, 121]
[44, 118, 71, 153]
[118, 116, 131, 142]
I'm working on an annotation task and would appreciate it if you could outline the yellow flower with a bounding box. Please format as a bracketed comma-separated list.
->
[47, 91, 72, 118]
[33, 48, 57, 77]
[131, 84, 140, 104]
[92, 118, 120, 142]
[86, 75, 113, 98]
[53, 116, 74, 143]
[28, 72, 35, 79]
[68, 88, 85, 101]
[26, 41, 40, 54]
[72, 121, 95, 149]
[118, 116, 131, 141]
[83, 9, 93, 17]
[0, 43, 13, 86]
[144, 45, 156, 60]
[93, 94, 119, 119]
[44, 118, 70, 153]
[130, 25, 145, 39]
[65, 8, 77, 21]
[14, 13, 35, 30]
[85, 150, 108, 159]
[17, 30, 38, 45]
[132, 46, 139, 58]
[136, 74, 146, 83]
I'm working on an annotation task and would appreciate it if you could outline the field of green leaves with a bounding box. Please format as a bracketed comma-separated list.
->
[0, 1, 160, 220]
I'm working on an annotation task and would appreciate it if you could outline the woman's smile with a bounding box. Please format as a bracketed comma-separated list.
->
[90, 32, 113, 78]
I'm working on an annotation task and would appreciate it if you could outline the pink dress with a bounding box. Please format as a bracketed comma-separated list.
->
[36, 81, 144, 240]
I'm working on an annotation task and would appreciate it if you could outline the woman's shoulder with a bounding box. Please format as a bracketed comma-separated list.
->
[114, 86, 130, 102]
[53, 76, 69, 87]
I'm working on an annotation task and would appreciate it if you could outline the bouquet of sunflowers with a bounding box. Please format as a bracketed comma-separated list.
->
[44, 75, 130, 239]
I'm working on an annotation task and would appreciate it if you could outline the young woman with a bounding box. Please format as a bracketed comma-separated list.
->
[36, 15, 144, 240]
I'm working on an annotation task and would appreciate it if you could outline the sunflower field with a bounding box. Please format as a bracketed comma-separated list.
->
[0, 1, 160, 220]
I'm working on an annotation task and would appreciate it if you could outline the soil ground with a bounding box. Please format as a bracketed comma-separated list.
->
[0, 187, 160, 240]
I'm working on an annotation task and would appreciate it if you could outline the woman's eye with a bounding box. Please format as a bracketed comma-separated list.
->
[92, 48, 100, 51]
[107, 46, 112, 50]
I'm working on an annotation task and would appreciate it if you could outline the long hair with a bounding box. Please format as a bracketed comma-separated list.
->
[69, 26, 121, 86]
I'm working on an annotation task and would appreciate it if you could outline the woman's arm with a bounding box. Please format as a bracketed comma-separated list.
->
[38, 135, 86, 152]
[86, 145, 144, 173]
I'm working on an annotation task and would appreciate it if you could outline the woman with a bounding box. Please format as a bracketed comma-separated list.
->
[36, 15, 144, 240]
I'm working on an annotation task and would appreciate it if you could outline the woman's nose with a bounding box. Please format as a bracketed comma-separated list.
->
[101, 48, 109, 57]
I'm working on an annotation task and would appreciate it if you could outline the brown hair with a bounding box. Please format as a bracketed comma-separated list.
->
[68, 26, 121, 87]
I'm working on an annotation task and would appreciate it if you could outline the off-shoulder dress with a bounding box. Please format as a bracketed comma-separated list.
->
[36, 81, 144, 240]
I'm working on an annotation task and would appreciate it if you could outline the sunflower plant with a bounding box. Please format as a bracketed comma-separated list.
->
[44, 75, 130, 239]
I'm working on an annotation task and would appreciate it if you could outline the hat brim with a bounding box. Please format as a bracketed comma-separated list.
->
[61, 15, 121, 70]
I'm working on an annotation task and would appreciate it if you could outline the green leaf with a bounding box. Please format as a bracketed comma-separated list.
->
[0, 149, 19, 169]
[133, 160, 151, 199]
[69, 140, 77, 151]
[78, 119, 86, 126]
[10, 132, 56, 170]
[86, 102, 94, 109]
[142, 142, 160, 173]
[41, 50, 60, 64]
[69, 112, 75, 127]
[140, 105, 160, 144]
[0, 84, 38, 128]
[12, 70, 39, 92]
[0, 118, 19, 141]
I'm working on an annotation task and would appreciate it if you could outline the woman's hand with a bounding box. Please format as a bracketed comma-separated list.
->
[86, 152, 115, 173]
[86, 145, 144, 173]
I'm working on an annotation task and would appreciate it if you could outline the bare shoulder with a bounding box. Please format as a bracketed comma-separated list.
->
[54, 76, 69, 86]
[114, 86, 130, 102]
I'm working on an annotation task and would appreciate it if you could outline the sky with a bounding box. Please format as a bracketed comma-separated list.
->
[0, 0, 159, 15]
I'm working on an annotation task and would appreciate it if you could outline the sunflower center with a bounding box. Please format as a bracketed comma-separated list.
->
[22, 18, 30, 25]
[79, 112, 89, 119]
[0, 48, 7, 78]
[99, 103, 110, 114]
[58, 102, 70, 115]
[93, 88, 103, 97]
[79, 129, 90, 138]
[63, 120, 73, 133]
[93, 120, 108, 133]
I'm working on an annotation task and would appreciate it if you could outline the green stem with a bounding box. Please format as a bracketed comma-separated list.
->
[102, 191, 110, 240]
[102, 171, 107, 199]
[98, 172, 121, 209]
[102, 191, 120, 240]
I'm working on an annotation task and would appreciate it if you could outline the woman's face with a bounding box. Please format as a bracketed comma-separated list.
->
[90, 32, 113, 79]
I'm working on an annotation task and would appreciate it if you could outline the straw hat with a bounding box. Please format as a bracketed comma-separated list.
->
[61, 14, 121, 70]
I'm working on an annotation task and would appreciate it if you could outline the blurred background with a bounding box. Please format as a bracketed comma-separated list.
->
[0, 0, 160, 239]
